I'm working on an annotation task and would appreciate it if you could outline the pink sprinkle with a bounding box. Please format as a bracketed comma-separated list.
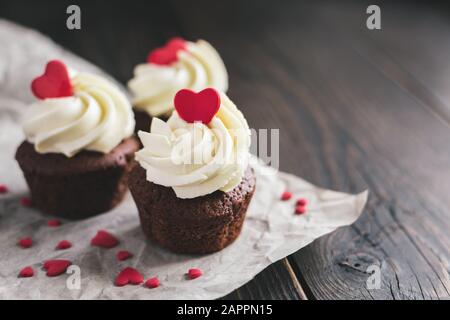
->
[187, 268, 202, 280]
[0, 184, 8, 194]
[18, 237, 33, 248]
[18, 266, 34, 278]
[295, 205, 307, 215]
[281, 191, 292, 201]
[296, 198, 308, 206]
[20, 197, 32, 207]
[145, 277, 160, 289]
[56, 240, 72, 250]
[47, 219, 61, 227]
[116, 250, 133, 261]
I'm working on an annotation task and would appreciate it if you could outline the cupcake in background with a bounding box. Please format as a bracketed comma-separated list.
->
[15, 60, 138, 219]
[128, 38, 228, 132]
[129, 87, 255, 254]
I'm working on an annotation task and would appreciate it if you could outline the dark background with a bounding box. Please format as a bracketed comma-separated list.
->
[1, 0, 450, 299]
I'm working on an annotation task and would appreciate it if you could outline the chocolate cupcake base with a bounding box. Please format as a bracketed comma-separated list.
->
[129, 165, 256, 254]
[15, 138, 139, 219]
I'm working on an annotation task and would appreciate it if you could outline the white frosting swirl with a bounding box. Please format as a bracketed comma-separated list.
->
[23, 71, 135, 157]
[135, 92, 250, 199]
[128, 40, 228, 117]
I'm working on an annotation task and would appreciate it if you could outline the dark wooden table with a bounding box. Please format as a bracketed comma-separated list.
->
[2, 0, 450, 300]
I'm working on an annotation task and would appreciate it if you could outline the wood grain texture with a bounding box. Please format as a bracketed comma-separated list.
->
[1, 0, 449, 300]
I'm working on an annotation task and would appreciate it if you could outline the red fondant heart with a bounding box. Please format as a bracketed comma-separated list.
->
[114, 267, 144, 287]
[116, 250, 133, 261]
[56, 240, 72, 250]
[19, 266, 34, 278]
[43, 259, 71, 277]
[18, 237, 33, 249]
[31, 60, 73, 99]
[187, 268, 202, 280]
[174, 88, 221, 124]
[145, 277, 160, 289]
[147, 37, 187, 65]
[90, 230, 119, 248]
[47, 219, 61, 227]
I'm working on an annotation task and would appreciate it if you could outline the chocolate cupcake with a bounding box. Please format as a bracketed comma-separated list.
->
[15, 60, 137, 219]
[129, 88, 255, 254]
[127, 38, 228, 132]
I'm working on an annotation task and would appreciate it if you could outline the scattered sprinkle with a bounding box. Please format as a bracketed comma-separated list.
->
[56, 240, 72, 250]
[295, 205, 307, 215]
[18, 237, 33, 249]
[145, 277, 160, 289]
[18, 266, 34, 278]
[20, 197, 32, 207]
[116, 250, 133, 261]
[0, 184, 8, 194]
[47, 219, 61, 227]
[115, 267, 144, 287]
[187, 268, 202, 280]
[43, 259, 72, 277]
[91, 230, 119, 248]
[296, 198, 308, 206]
[281, 191, 292, 201]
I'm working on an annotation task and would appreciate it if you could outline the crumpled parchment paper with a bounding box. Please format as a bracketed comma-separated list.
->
[0, 19, 368, 300]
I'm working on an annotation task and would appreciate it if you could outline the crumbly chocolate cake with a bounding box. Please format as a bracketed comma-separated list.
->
[15, 138, 139, 219]
[129, 164, 256, 254]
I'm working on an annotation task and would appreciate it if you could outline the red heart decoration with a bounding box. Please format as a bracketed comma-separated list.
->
[43, 259, 72, 277]
[187, 268, 202, 280]
[18, 266, 34, 278]
[116, 250, 133, 261]
[55, 240, 72, 250]
[145, 277, 160, 289]
[31, 60, 73, 99]
[147, 37, 187, 65]
[90, 230, 119, 248]
[18, 237, 33, 249]
[174, 88, 221, 124]
[47, 219, 62, 227]
[115, 267, 144, 287]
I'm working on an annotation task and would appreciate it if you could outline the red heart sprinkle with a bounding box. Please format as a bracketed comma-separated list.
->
[90, 230, 119, 248]
[145, 277, 160, 289]
[296, 198, 308, 206]
[295, 205, 307, 215]
[147, 37, 187, 65]
[114, 267, 144, 287]
[18, 237, 33, 249]
[0, 184, 8, 194]
[20, 197, 32, 207]
[116, 250, 133, 261]
[47, 219, 61, 227]
[174, 88, 221, 124]
[187, 268, 202, 280]
[31, 60, 73, 99]
[281, 191, 292, 201]
[43, 259, 72, 277]
[18, 266, 34, 278]
[56, 240, 72, 250]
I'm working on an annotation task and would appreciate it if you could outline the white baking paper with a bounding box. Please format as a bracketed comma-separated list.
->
[0, 19, 368, 300]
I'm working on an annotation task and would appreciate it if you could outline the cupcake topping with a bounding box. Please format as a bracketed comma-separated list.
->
[174, 88, 220, 124]
[128, 39, 228, 117]
[147, 37, 187, 65]
[31, 60, 73, 99]
[23, 60, 135, 157]
[135, 89, 251, 199]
